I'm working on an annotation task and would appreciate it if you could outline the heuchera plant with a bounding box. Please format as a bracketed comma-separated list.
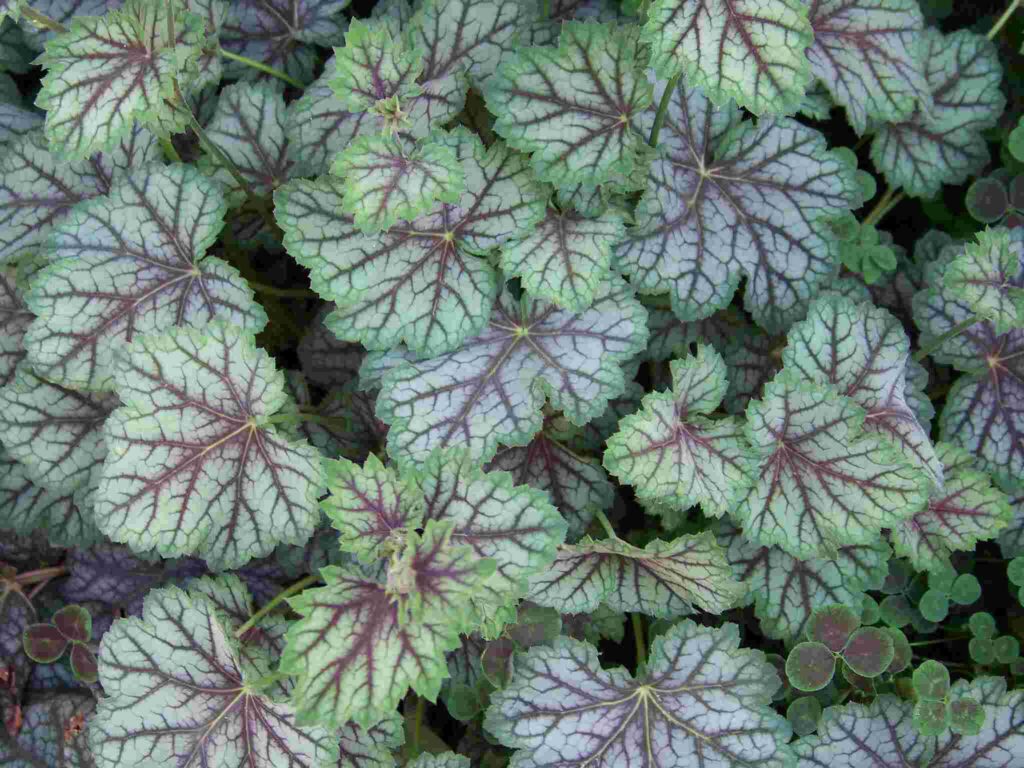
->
[3, 0, 1024, 764]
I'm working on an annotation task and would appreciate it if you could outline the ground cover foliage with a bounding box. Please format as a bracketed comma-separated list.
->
[2, 0, 1024, 765]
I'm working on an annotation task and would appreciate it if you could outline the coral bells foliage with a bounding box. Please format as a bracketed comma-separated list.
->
[4, 0, 1024, 765]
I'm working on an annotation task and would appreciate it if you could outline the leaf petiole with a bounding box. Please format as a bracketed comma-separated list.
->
[648, 73, 681, 148]
[218, 47, 305, 88]
[632, 613, 647, 668]
[594, 508, 619, 540]
[987, 0, 1021, 39]
[234, 573, 319, 638]
[14, 565, 68, 586]
[912, 313, 982, 363]
[18, 5, 67, 33]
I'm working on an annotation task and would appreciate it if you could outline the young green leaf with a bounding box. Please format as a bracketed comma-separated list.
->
[485, 621, 792, 768]
[89, 582, 338, 768]
[735, 376, 929, 559]
[805, 0, 928, 135]
[276, 129, 545, 357]
[338, 713, 404, 768]
[282, 522, 493, 729]
[0, 365, 117, 493]
[528, 531, 745, 618]
[0, 127, 160, 265]
[788, 696, 823, 737]
[198, 81, 296, 206]
[782, 294, 942, 486]
[618, 80, 859, 333]
[330, 18, 423, 113]
[95, 323, 324, 570]
[36, 0, 205, 160]
[718, 521, 890, 642]
[25, 164, 266, 391]
[485, 22, 652, 187]
[871, 28, 1005, 198]
[891, 443, 1012, 574]
[642, 0, 813, 115]
[285, 53, 465, 178]
[332, 134, 465, 234]
[378, 278, 647, 466]
[605, 346, 755, 518]
[499, 205, 626, 313]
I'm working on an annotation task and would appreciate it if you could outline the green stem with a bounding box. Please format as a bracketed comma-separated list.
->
[15, 566, 67, 586]
[541, 0, 551, 19]
[264, 410, 345, 428]
[159, 136, 182, 163]
[987, 0, 1021, 39]
[181, 103, 257, 201]
[247, 281, 317, 299]
[594, 508, 619, 540]
[862, 186, 904, 228]
[632, 614, 647, 668]
[19, 5, 67, 33]
[411, 695, 425, 758]
[219, 47, 305, 88]
[909, 635, 970, 647]
[648, 74, 681, 148]
[912, 313, 982, 363]
[234, 574, 319, 638]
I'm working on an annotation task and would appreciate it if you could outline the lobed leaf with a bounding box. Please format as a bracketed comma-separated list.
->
[36, 0, 205, 160]
[332, 134, 466, 234]
[330, 18, 422, 113]
[377, 278, 647, 466]
[485, 621, 792, 768]
[276, 128, 546, 358]
[528, 531, 745, 618]
[805, 0, 929, 135]
[25, 164, 266, 391]
[0, 270, 31, 387]
[88, 582, 338, 768]
[617, 81, 858, 333]
[944, 227, 1024, 335]
[605, 346, 756, 519]
[871, 29, 1005, 199]
[95, 323, 324, 569]
[736, 376, 929, 559]
[642, 0, 813, 115]
[485, 22, 653, 187]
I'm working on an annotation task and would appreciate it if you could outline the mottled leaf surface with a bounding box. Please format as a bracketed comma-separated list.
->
[485, 621, 792, 768]
[37, 0, 204, 160]
[277, 129, 545, 358]
[25, 164, 266, 391]
[0, 693, 96, 767]
[95, 324, 323, 570]
[0, 270, 31, 387]
[618, 81, 858, 332]
[486, 22, 652, 187]
[528, 532, 744, 618]
[871, 29, 1005, 198]
[487, 428, 614, 541]
[500, 205, 625, 313]
[0, 127, 160, 265]
[736, 377, 929, 559]
[805, 0, 928, 134]
[377, 278, 647, 466]
[605, 346, 755, 519]
[782, 294, 942, 485]
[643, 0, 813, 115]
[199, 81, 295, 205]
[944, 227, 1024, 335]
[892, 443, 1011, 574]
[281, 523, 492, 729]
[89, 582, 338, 768]
[718, 521, 889, 642]
[0, 365, 117, 493]
[332, 134, 465, 234]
